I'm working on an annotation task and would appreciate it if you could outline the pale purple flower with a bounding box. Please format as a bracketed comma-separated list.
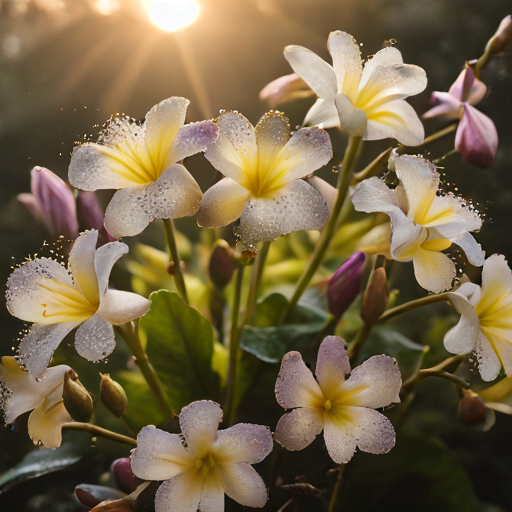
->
[259, 73, 314, 108]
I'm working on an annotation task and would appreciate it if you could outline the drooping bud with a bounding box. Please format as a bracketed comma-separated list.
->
[361, 266, 388, 324]
[76, 191, 117, 246]
[208, 240, 236, 288]
[259, 73, 314, 108]
[100, 373, 128, 418]
[459, 389, 495, 432]
[75, 485, 126, 508]
[111, 458, 139, 494]
[455, 103, 498, 169]
[327, 252, 366, 320]
[62, 369, 94, 422]
[18, 166, 78, 240]
[486, 15, 512, 56]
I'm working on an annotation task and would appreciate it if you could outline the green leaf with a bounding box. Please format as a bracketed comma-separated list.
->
[140, 290, 220, 411]
[0, 433, 89, 493]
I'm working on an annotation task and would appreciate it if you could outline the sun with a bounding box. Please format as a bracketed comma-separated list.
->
[148, 0, 201, 33]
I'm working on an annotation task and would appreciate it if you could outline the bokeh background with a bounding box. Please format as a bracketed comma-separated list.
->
[0, 0, 511, 510]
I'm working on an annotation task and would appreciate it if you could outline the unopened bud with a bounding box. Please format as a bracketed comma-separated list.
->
[63, 369, 94, 422]
[74, 485, 125, 508]
[459, 390, 487, 426]
[100, 373, 128, 418]
[76, 191, 117, 246]
[486, 15, 512, 56]
[111, 458, 139, 494]
[259, 73, 314, 108]
[327, 252, 366, 320]
[361, 266, 388, 323]
[208, 240, 236, 288]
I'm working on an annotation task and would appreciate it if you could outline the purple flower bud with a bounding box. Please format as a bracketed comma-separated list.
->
[455, 103, 498, 169]
[110, 458, 139, 494]
[327, 252, 366, 320]
[18, 166, 78, 240]
[259, 73, 314, 108]
[76, 191, 117, 246]
[75, 485, 125, 508]
[488, 15, 512, 56]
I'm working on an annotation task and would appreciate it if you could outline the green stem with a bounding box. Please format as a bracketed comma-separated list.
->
[244, 242, 271, 326]
[328, 464, 346, 512]
[162, 218, 189, 303]
[62, 422, 137, 447]
[346, 321, 373, 361]
[418, 369, 470, 389]
[224, 266, 245, 425]
[378, 293, 451, 323]
[117, 323, 175, 419]
[278, 136, 362, 325]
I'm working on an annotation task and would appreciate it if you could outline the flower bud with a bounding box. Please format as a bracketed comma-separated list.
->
[76, 191, 117, 246]
[486, 15, 512, 56]
[208, 240, 236, 288]
[100, 373, 128, 418]
[360, 266, 388, 324]
[74, 485, 126, 508]
[327, 252, 366, 320]
[63, 369, 94, 422]
[259, 73, 314, 108]
[18, 166, 78, 240]
[455, 103, 498, 169]
[111, 458, 139, 494]
[459, 389, 495, 432]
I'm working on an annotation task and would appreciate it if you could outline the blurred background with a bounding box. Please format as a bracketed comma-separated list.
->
[0, 0, 511, 510]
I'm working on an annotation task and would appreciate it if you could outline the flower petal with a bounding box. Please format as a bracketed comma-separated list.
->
[179, 400, 223, 457]
[476, 332, 502, 382]
[275, 351, 323, 409]
[255, 111, 290, 169]
[274, 407, 323, 451]
[412, 247, 456, 293]
[97, 289, 151, 325]
[198, 474, 225, 512]
[340, 355, 401, 408]
[366, 100, 425, 146]
[69, 230, 100, 306]
[315, 336, 351, 398]
[236, 180, 329, 244]
[131, 426, 193, 481]
[445, 290, 481, 354]
[196, 178, 250, 228]
[104, 164, 202, 238]
[18, 322, 77, 378]
[154, 471, 202, 512]
[351, 407, 396, 455]
[323, 416, 357, 463]
[214, 423, 273, 464]
[480, 254, 512, 309]
[446, 231, 485, 267]
[304, 98, 340, 128]
[94, 241, 129, 298]
[284, 45, 338, 101]
[220, 462, 268, 508]
[6, 257, 74, 323]
[166, 120, 219, 166]
[327, 31, 362, 96]
[422, 91, 461, 119]
[335, 93, 368, 137]
[74, 314, 115, 362]
[28, 400, 72, 449]
[306, 176, 337, 214]
[492, 337, 512, 377]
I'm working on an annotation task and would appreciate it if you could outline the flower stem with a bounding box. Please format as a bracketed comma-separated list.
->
[278, 135, 362, 325]
[346, 321, 373, 362]
[328, 464, 346, 512]
[224, 265, 245, 425]
[62, 422, 137, 447]
[420, 123, 457, 146]
[244, 242, 271, 326]
[116, 323, 175, 420]
[378, 293, 451, 323]
[162, 218, 189, 304]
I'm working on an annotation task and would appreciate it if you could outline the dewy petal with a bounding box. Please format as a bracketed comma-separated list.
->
[366, 100, 425, 146]
[278, 126, 333, 182]
[104, 164, 202, 238]
[424, 194, 482, 232]
[335, 93, 368, 137]
[179, 400, 223, 457]
[144, 97, 188, 171]
[284, 45, 338, 101]
[351, 407, 396, 455]
[306, 177, 337, 214]
[340, 355, 402, 408]
[214, 423, 273, 464]
[97, 289, 151, 325]
[274, 407, 324, 451]
[236, 180, 329, 244]
[74, 314, 115, 362]
[131, 426, 194, 481]
[198, 473, 225, 512]
[476, 332, 502, 382]
[315, 336, 351, 398]
[6, 257, 74, 323]
[166, 120, 219, 166]
[28, 400, 72, 449]
[154, 471, 202, 512]
[18, 322, 77, 378]
[255, 111, 291, 170]
[480, 254, 512, 303]
[69, 230, 100, 307]
[94, 241, 129, 299]
[196, 178, 250, 228]
[275, 351, 323, 409]
[445, 291, 481, 354]
[323, 417, 357, 464]
[490, 337, 512, 377]
[327, 31, 362, 96]
[220, 462, 269, 508]
[359, 47, 403, 86]
[412, 246, 456, 293]
[304, 98, 340, 128]
[445, 231, 485, 267]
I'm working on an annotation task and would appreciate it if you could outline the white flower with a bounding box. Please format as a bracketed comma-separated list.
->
[0, 356, 73, 448]
[68, 97, 218, 238]
[131, 400, 273, 512]
[6, 229, 151, 377]
[445, 254, 512, 382]
[197, 111, 333, 244]
[274, 336, 401, 464]
[352, 155, 485, 293]
[284, 31, 427, 145]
